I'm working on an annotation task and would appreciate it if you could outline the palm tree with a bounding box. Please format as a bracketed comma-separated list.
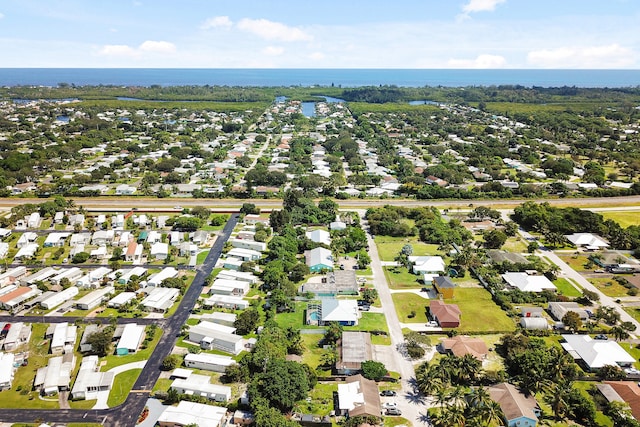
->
[610, 325, 630, 341]
[458, 353, 483, 384]
[481, 400, 504, 427]
[448, 385, 467, 410]
[434, 385, 450, 410]
[545, 381, 573, 421]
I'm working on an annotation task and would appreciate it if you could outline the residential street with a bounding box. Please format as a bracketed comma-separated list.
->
[364, 217, 430, 426]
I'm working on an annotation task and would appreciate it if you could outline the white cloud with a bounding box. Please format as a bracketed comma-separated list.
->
[99, 44, 137, 57]
[139, 40, 176, 53]
[308, 52, 325, 61]
[527, 43, 635, 68]
[462, 0, 506, 13]
[201, 16, 232, 29]
[448, 54, 507, 68]
[262, 46, 284, 56]
[237, 18, 312, 42]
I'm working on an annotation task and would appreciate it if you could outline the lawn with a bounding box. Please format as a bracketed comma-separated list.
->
[557, 254, 592, 272]
[383, 267, 421, 290]
[107, 368, 142, 407]
[152, 378, 174, 393]
[601, 211, 640, 228]
[295, 382, 336, 416]
[448, 287, 516, 333]
[391, 292, 429, 323]
[274, 301, 308, 330]
[196, 249, 210, 264]
[346, 312, 391, 345]
[624, 306, 640, 323]
[619, 342, 640, 370]
[374, 236, 440, 262]
[553, 278, 582, 297]
[588, 277, 630, 297]
[301, 334, 326, 370]
[501, 236, 528, 253]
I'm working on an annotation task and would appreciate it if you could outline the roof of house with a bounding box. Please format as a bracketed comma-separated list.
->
[561, 334, 635, 369]
[337, 374, 381, 417]
[321, 299, 358, 323]
[305, 229, 331, 245]
[502, 272, 557, 293]
[487, 250, 529, 264]
[337, 332, 372, 371]
[441, 335, 488, 360]
[489, 382, 539, 422]
[433, 276, 456, 289]
[408, 256, 445, 272]
[157, 400, 227, 427]
[603, 381, 640, 421]
[565, 233, 609, 248]
[429, 300, 461, 324]
[305, 247, 333, 267]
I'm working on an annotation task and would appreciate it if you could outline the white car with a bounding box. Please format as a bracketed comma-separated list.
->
[426, 321, 439, 327]
[382, 402, 397, 409]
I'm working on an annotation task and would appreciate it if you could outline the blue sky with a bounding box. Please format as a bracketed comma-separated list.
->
[0, 0, 638, 68]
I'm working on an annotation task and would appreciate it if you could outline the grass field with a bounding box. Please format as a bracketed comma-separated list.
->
[300, 334, 325, 370]
[588, 277, 630, 297]
[295, 382, 336, 416]
[557, 254, 592, 272]
[374, 236, 440, 261]
[501, 237, 528, 253]
[391, 292, 430, 323]
[624, 306, 640, 323]
[346, 312, 391, 344]
[448, 287, 516, 333]
[383, 267, 421, 289]
[553, 278, 582, 297]
[107, 369, 142, 407]
[600, 211, 640, 227]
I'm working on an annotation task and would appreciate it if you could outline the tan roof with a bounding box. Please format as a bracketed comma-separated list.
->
[441, 336, 488, 360]
[604, 381, 640, 421]
[489, 383, 538, 422]
[430, 300, 461, 324]
[0, 287, 33, 303]
[346, 375, 381, 418]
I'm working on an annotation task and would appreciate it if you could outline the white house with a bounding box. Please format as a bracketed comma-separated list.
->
[40, 287, 79, 310]
[184, 353, 236, 373]
[230, 238, 266, 252]
[34, 354, 75, 395]
[226, 248, 262, 261]
[43, 233, 70, 248]
[561, 334, 635, 371]
[75, 267, 112, 288]
[117, 267, 147, 284]
[305, 229, 332, 246]
[16, 232, 37, 248]
[27, 212, 41, 228]
[0, 352, 15, 390]
[209, 278, 250, 296]
[0, 242, 8, 259]
[107, 292, 136, 308]
[150, 242, 169, 260]
[170, 372, 231, 402]
[157, 400, 226, 427]
[306, 247, 334, 272]
[320, 299, 359, 326]
[50, 268, 82, 286]
[216, 270, 258, 284]
[70, 355, 114, 400]
[141, 287, 180, 313]
[49, 322, 77, 355]
[2, 322, 32, 351]
[408, 256, 446, 282]
[14, 243, 39, 261]
[199, 312, 237, 327]
[146, 267, 179, 287]
[502, 272, 557, 293]
[203, 294, 250, 310]
[188, 321, 244, 354]
[565, 233, 609, 250]
[74, 286, 115, 310]
[116, 323, 145, 355]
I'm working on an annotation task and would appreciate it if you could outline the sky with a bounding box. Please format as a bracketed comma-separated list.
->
[0, 0, 638, 69]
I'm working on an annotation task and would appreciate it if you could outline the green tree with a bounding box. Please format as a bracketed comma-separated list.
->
[86, 329, 114, 357]
[483, 229, 508, 249]
[323, 322, 343, 346]
[362, 288, 378, 304]
[234, 308, 260, 335]
[72, 251, 90, 264]
[361, 360, 387, 381]
[562, 311, 583, 332]
[250, 359, 310, 411]
[161, 354, 181, 371]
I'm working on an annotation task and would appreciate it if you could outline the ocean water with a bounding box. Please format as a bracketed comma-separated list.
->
[0, 68, 638, 88]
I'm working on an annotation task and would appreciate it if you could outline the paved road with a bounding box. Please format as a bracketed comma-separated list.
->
[0, 214, 239, 426]
[363, 217, 430, 425]
[2, 195, 640, 212]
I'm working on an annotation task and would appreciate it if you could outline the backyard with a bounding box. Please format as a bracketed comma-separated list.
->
[447, 287, 516, 333]
[374, 236, 440, 262]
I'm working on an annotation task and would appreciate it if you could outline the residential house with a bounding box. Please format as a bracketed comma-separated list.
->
[70, 355, 114, 400]
[502, 272, 557, 293]
[74, 286, 114, 310]
[306, 247, 334, 272]
[40, 287, 79, 310]
[116, 323, 145, 355]
[2, 322, 31, 351]
[599, 381, 640, 421]
[34, 353, 75, 395]
[337, 374, 381, 418]
[429, 300, 461, 328]
[440, 335, 488, 361]
[43, 233, 70, 248]
[146, 267, 178, 287]
[202, 294, 250, 310]
[48, 322, 77, 355]
[561, 334, 635, 371]
[408, 256, 445, 283]
[226, 247, 261, 261]
[0, 286, 41, 312]
[209, 278, 250, 296]
[548, 302, 590, 322]
[140, 287, 179, 313]
[320, 299, 359, 326]
[184, 353, 236, 373]
[489, 382, 540, 427]
[335, 332, 372, 375]
[27, 212, 41, 228]
[305, 229, 331, 246]
[433, 276, 456, 299]
[125, 241, 143, 262]
[16, 232, 37, 248]
[107, 292, 136, 309]
[50, 268, 82, 286]
[230, 238, 266, 252]
[157, 400, 226, 427]
[0, 353, 15, 390]
[188, 321, 244, 355]
[565, 233, 609, 250]
[150, 242, 169, 260]
[302, 270, 358, 297]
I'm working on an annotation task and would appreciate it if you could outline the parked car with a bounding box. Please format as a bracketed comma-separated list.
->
[380, 390, 397, 397]
[382, 402, 397, 409]
[426, 321, 439, 327]
[359, 304, 371, 311]
[594, 334, 608, 340]
[385, 408, 402, 416]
